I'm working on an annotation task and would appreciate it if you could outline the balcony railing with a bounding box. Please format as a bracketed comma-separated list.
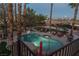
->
[12, 40, 36, 56]
[18, 40, 36, 56]
[12, 38, 79, 56]
[48, 38, 79, 56]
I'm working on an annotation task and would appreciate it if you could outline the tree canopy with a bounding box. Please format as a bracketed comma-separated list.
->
[23, 7, 47, 27]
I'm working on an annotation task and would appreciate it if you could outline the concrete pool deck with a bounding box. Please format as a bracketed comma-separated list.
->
[30, 31, 79, 45]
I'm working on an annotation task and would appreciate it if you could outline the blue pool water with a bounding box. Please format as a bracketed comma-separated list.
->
[22, 32, 63, 52]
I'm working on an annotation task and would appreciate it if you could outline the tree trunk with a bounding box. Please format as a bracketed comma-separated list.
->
[8, 3, 13, 55]
[14, 3, 17, 31]
[23, 3, 27, 31]
[17, 3, 22, 35]
[49, 3, 53, 33]
[17, 3, 22, 56]
[72, 4, 79, 28]
[15, 3, 16, 20]
[70, 4, 79, 40]
[24, 3, 26, 17]
[2, 3, 7, 39]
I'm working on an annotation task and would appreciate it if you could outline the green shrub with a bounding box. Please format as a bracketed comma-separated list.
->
[0, 42, 11, 56]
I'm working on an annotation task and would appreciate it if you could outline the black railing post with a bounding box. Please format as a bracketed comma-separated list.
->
[17, 37, 21, 56]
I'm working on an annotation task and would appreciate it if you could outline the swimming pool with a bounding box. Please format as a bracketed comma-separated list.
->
[22, 32, 63, 53]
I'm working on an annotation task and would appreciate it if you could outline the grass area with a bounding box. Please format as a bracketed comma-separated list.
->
[0, 42, 11, 56]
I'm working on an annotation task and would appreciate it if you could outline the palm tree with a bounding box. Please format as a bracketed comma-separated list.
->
[48, 3, 53, 53]
[69, 3, 79, 41]
[14, 3, 17, 31]
[1, 3, 7, 39]
[17, 3, 22, 56]
[49, 3, 53, 33]
[26, 7, 36, 28]
[15, 3, 16, 20]
[8, 3, 13, 43]
[24, 3, 26, 17]
[17, 3, 22, 35]
[8, 3, 13, 55]
[23, 3, 27, 31]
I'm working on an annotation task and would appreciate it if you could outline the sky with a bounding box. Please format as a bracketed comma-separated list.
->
[26, 3, 79, 19]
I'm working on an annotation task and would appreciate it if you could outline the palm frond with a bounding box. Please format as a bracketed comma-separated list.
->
[69, 3, 79, 8]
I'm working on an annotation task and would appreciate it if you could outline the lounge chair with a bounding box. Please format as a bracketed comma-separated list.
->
[27, 30, 31, 34]
[57, 32, 64, 37]
[67, 34, 73, 42]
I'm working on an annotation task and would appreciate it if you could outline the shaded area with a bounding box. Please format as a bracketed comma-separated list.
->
[0, 42, 11, 56]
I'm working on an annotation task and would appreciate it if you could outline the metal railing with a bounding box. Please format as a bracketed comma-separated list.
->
[12, 38, 79, 56]
[48, 38, 79, 56]
[16, 40, 36, 56]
